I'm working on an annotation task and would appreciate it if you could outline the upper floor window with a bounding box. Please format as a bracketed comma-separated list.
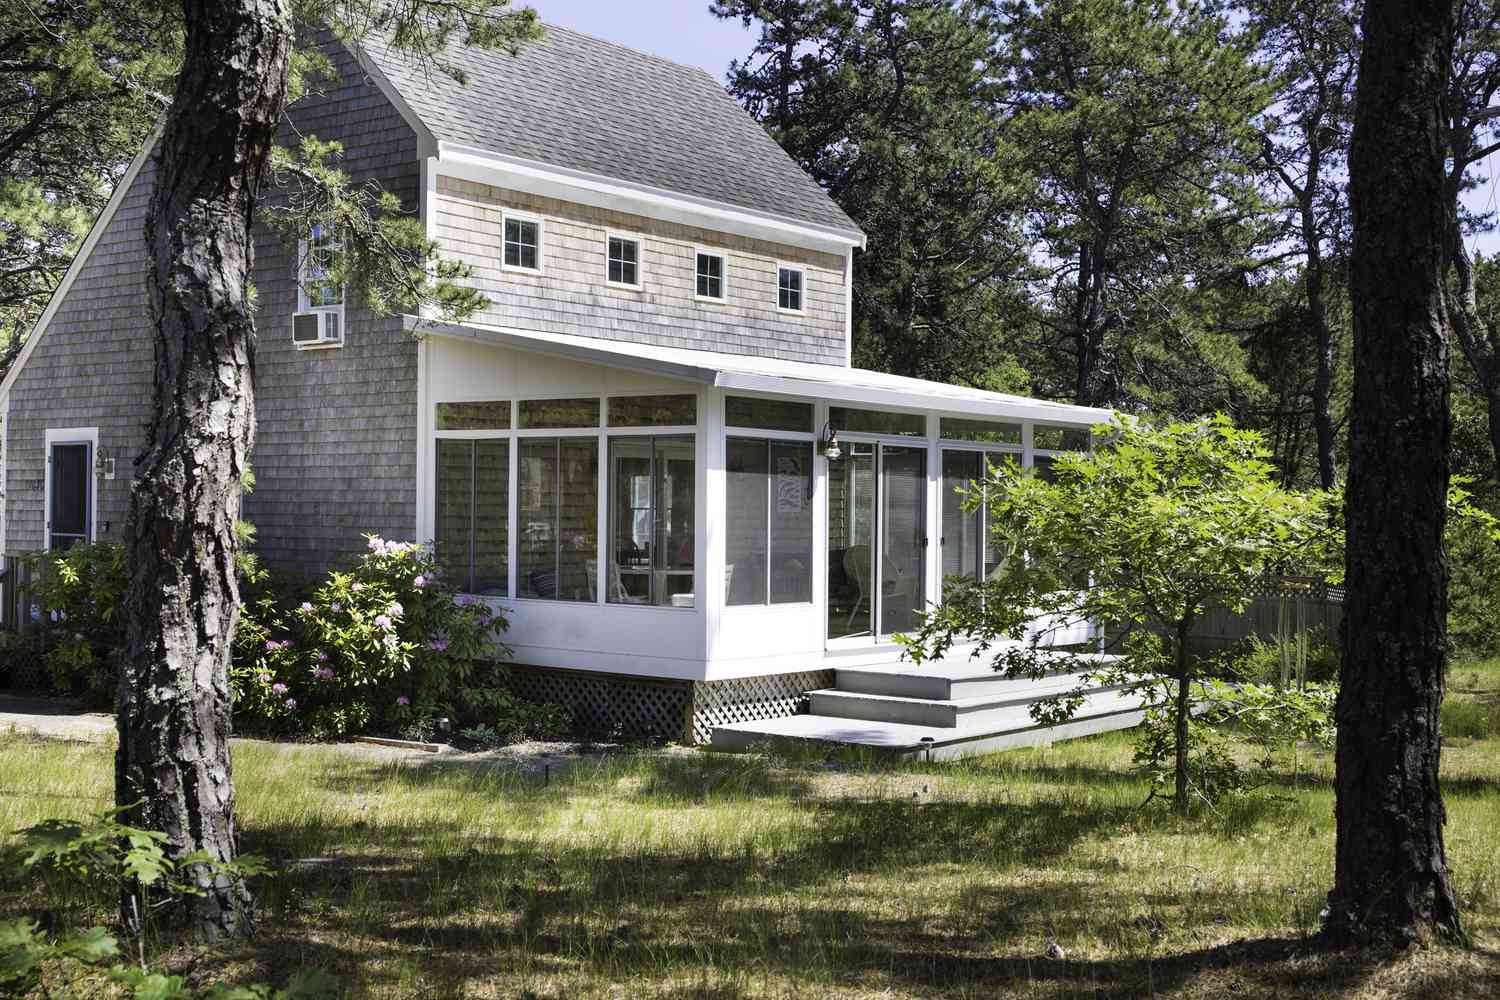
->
[607, 234, 641, 289]
[777, 265, 804, 313]
[298, 224, 343, 311]
[696, 251, 725, 301]
[503, 213, 541, 272]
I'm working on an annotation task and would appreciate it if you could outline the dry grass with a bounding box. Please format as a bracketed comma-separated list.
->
[2, 664, 1499, 999]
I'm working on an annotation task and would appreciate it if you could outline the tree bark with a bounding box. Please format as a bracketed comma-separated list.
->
[1173, 619, 1192, 813]
[115, 0, 291, 942]
[1325, 0, 1462, 947]
[1445, 214, 1500, 470]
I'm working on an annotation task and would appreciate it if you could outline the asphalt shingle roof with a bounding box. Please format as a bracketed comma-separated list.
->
[362, 24, 861, 237]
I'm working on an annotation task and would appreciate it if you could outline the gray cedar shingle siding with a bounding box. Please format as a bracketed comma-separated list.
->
[362, 24, 860, 237]
[5, 38, 419, 576]
[435, 177, 847, 364]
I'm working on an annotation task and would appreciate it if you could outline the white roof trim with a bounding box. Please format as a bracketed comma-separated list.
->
[407, 317, 1112, 426]
[434, 142, 867, 257]
[1, 129, 159, 400]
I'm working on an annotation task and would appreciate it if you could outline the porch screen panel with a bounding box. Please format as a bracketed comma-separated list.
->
[768, 441, 813, 603]
[608, 435, 695, 607]
[434, 440, 509, 595]
[725, 438, 768, 605]
[519, 438, 598, 602]
[434, 440, 474, 589]
[724, 439, 813, 606]
[941, 451, 983, 583]
[473, 441, 509, 595]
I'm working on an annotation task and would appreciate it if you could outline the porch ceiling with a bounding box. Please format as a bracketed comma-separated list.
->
[411, 317, 1114, 426]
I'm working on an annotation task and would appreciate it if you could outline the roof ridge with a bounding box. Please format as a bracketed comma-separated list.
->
[537, 21, 720, 84]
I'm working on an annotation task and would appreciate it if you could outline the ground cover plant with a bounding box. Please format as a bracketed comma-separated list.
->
[1, 665, 1497, 1000]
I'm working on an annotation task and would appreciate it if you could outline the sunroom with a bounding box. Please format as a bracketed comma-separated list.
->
[414, 319, 1112, 689]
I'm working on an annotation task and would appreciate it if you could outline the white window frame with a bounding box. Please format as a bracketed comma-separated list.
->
[501, 209, 545, 274]
[694, 247, 728, 304]
[605, 230, 644, 291]
[776, 262, 806, 315]
[295, 227, 345, 350]
[43, 427, 99, 553]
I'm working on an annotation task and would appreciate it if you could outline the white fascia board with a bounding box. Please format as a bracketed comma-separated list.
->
[406, 316, 720, 386]
[711, 371, 1112, 427]
[1, 129, 160, 400]
[433, 142, 867, 256]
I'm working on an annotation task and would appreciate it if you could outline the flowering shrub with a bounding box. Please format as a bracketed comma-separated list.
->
[19, 542, 128, 707]
[232, 535, 513, 740]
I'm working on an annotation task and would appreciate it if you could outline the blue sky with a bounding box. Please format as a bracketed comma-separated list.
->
[539, 0, 1499, 255]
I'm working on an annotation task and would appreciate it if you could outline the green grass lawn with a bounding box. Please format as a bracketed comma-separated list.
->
[3, 663, 1499, 999]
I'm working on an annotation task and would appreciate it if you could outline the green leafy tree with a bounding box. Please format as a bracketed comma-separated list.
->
[0, 0, 178, 361]
[901, 415, 1339, 812]
[996, 0, 1277, 406]
[712, 0, 1035, 385]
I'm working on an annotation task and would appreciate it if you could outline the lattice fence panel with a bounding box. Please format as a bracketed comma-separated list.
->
[506, 665, 694, 741]
[689, 669, 834, 745]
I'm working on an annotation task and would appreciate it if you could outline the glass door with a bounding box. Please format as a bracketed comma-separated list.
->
[826, 441, 927, 643]
[879, 445, 926, 635]
[48, 442, 92, 552]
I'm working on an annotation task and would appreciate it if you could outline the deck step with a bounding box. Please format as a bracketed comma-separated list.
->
[807, 681, 1137, 729]
[708, 701, 1144, 761]
[836, 653, 1119, 701]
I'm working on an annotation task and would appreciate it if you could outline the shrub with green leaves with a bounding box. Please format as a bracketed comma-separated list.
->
[1447, 487, 1500, 657]
[21, 541, 128, 705]
[232, 535, 514, 740]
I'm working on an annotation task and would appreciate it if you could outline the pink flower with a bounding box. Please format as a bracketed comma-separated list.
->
[284, 698, 297, 710]
[382, 634, 399, 650]
[387, 601, 404, 618]
[367, 537, 383, 552]
[264, 640, 278, 652]
[429, 639, 449, 652]
[352, 582, 365, 593]
[316, 651, 329, 663]
[374, 614, 392, 630]
[314, 667, 334, 680]
[272, 683, 288, 695]
[396, 695, 410, 707]
[413, 575, 426, 588]
[478, 614, 492, 627]
[300, 602, 314, 613]
[257, 672, 271, 683]
[331, 602, 343, 613]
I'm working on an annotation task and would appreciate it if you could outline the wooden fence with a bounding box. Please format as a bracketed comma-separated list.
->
[1186, 575, 1344, 656]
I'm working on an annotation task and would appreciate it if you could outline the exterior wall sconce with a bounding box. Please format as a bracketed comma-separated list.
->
[819, 422, 842, 461]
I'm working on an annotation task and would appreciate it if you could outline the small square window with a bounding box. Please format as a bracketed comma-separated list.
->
[504, 216, 540, 271]
[777, 266, 804, 312]
[607, 235, 640, 287]
[696, 252, 725, 300]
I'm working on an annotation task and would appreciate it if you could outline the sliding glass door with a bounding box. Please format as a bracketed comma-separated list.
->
[826, 441, 927, 642]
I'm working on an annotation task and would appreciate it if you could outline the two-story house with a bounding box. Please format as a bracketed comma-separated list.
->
[0, 25, 1141, 755]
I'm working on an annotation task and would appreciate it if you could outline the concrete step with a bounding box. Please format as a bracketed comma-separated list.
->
[836, 652, 1119, 701]
[708, 698, 1144, 761]
[807, 681, 1138, 729]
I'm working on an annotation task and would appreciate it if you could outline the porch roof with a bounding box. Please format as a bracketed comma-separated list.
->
[411, 318, 1114, 427]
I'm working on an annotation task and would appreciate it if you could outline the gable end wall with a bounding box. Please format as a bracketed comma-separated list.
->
[4, 37, 420, 578]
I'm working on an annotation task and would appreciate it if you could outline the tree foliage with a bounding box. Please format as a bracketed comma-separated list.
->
[0, 0, 177, 358]
[902, 415, 1339, 811]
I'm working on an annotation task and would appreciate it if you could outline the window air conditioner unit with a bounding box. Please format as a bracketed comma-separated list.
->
[293, 309, 342, 348]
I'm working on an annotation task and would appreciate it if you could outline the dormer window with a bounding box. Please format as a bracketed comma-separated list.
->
[607, 233, 641, 289]
[503, 212, 542, 272]
[777, 264, 804, 313]
[696, 250, 725, 301]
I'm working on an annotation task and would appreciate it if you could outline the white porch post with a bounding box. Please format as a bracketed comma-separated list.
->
[924, 411, 942, 612]
[813, 397, 830, 649]
[702, 386, 726, 656]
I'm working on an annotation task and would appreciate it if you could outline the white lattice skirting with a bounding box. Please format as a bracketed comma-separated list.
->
[506, 664, 833, 744]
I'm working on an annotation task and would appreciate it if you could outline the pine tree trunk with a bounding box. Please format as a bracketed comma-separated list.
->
[115, 0, 292, 942]
[1325, 0, 1462, 946]
[1446, 216, 1500, 473]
